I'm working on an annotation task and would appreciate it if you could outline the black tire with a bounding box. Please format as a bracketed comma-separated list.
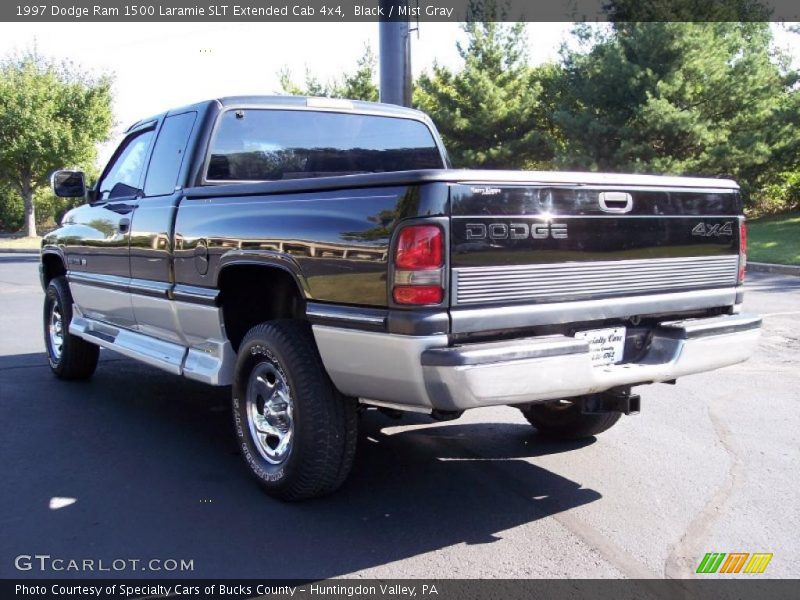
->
[231, 319, 358, 501]
[43, 276, 99, 380]
[520, 396, 621, 440]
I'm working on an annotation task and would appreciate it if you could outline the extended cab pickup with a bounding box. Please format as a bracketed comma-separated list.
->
[42, 96, 761, 500]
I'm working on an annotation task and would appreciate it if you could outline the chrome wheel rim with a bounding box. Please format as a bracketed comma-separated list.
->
[48, 301, 64, 361]
[246, 361, 294, 464]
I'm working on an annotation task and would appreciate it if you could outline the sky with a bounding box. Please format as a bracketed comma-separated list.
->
[0, 21, 798, 163]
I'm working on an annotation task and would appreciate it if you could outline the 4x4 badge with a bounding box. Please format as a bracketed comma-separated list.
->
[692, 222, 733, 237]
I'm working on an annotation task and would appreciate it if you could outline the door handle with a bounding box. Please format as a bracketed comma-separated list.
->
[118, 218, 130, 234]
[598, 192, 633, 214]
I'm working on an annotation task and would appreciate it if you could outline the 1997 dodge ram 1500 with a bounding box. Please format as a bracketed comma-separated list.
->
[42, 96, 761, 500]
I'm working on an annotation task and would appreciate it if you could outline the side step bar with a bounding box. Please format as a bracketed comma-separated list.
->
[70, 314, 185, 374]
[69, 312, 235, 385]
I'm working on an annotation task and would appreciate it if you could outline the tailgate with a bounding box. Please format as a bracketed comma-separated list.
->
[449, 183, 742, 308]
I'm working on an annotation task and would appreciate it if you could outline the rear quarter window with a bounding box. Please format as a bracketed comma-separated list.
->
[145, 111, 197, 196]
[206, 109, 443, 181]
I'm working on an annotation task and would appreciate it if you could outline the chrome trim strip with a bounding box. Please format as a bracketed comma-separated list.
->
[172, 283, 219, 305]
[659, 313, 762, 339]
[306, 303, 387, 331]
[129, 277, 171, 298]
[453, 255, 739, 306]
[451, 215, 741, 219]
[449, 170, 739, 189]
[422, 335, 588, 367]
[450, 287, 739, 334]
[67, 271, 129, 293]
[67, 272, 219, 306]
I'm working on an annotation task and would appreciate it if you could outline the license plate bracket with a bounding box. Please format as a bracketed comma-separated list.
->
[574, 326, 626, 367]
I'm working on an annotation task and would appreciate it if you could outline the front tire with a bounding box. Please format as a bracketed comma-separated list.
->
[44, 276, 99, 380]
[520, 396, 622, 440]
[231, 319, 357, 501]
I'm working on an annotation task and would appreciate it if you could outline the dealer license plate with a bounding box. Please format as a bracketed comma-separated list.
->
[574, 327, 626, 367]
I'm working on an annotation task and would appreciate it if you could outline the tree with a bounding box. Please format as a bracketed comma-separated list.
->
[278, 44, 379, 102]
[602, 0, 771, 22]
[0, 51, 113, 237]
[553, 22, 799, 199]
[414, 21, 556, 169]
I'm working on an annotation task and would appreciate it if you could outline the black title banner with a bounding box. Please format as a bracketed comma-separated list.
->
[3, 0, 800, 22]
[4, 579, 800, 600]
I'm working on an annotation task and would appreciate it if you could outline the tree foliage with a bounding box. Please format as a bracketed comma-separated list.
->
[602, 0, 772, 22]
[414, 21, 555, 168]
[274, 20, 798, 212]
[0, 51, 113, 236]
[552, 22, 800, 199]
[279, 44, 378, 102]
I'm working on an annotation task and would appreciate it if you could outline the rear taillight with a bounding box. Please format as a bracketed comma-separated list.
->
[392, 225, 444, 305]
[738, 219, 747, 284]
[395, 225, 443, 270]
[393, 285, 443, 305]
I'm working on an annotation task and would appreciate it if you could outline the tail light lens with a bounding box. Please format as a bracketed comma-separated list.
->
[395, 225, 443, 270]
[738, 219, 747, 284]
[393, 285, 443, 305]
[392, 225, 444, 305]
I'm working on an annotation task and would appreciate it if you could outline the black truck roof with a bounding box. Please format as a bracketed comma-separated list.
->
[126, 95, 430, 132]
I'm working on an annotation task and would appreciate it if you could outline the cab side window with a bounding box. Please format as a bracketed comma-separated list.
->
[144, 112, 197, 197]
[98, 129, 155, 201]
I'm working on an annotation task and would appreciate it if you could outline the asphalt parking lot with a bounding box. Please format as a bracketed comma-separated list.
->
[0, 253, 797, 579]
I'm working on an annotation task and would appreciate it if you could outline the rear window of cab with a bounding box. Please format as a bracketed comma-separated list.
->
[206, 109, 444, 182]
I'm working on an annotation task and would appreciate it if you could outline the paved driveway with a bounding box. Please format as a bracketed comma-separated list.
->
[0, 254, 797, 579]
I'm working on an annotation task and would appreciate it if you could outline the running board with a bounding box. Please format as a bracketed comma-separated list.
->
[70, 314, 185, 374]
[69, 313, 235, 385]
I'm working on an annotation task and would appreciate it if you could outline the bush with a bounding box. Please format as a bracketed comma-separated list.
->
[750, 171, 800, 217]
[0, 184, 79, 235]
[0, 183, 24, 232]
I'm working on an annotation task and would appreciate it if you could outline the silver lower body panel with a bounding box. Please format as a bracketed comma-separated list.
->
[312, 326, 448, 410]
[69, 305, 235, 385]
[313, 313, 761, 412]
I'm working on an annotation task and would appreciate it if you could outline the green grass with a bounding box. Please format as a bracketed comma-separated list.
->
[747, 212, 800, 266]
[0, 235, 41, 250]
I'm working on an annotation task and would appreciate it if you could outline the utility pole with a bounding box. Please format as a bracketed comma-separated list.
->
[378, 0, 412, 107]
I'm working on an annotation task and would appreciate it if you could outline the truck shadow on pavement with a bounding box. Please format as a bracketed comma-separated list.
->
[0, 254, 40, 262]
[0, 352, 601, 579]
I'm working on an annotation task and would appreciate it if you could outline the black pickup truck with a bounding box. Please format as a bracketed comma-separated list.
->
[42, 96, 761, 500]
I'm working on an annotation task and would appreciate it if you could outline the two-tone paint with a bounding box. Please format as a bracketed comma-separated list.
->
[41, 96, 756, 408]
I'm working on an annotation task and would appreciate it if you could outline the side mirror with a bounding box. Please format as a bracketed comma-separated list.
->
[51, 170, 87, 198]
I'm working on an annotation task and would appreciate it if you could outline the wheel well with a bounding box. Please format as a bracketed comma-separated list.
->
[41, 253, 66, 287]
[218, 265, 306, 352]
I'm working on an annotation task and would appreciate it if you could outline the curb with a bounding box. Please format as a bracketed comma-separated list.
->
[0, 249, 39, 254]
[747, 262, 800, 276]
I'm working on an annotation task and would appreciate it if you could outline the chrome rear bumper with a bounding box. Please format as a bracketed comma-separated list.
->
[313, 313, 761, 412]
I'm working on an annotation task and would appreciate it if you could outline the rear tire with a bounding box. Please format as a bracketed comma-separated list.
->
[520, 396, 621, 440]
[231, 319, 357, 501]
[44, 276, 99, 380]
